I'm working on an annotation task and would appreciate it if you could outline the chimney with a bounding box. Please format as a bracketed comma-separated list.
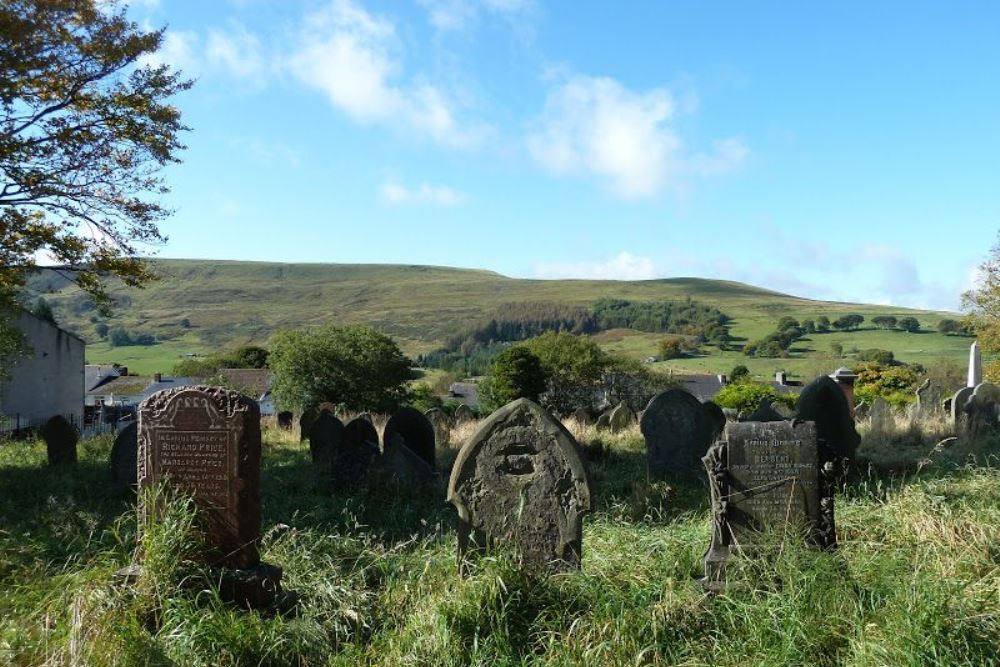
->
[154, 372, 162, 383]
[775, 371, 787, 385]
[118, 366, 128, 377]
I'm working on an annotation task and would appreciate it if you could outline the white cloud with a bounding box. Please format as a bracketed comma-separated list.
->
[289, 0, 484, 148]
[528, 75, 747, 200]
[380, 181, 465, 206]
[534, 252, 659, 281]
[206, 24, 266, 83]
[138, 30, 200, 75]
[417, 0, 534, 32]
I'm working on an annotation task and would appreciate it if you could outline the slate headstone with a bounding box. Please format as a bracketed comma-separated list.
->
[378, 433, 436, 483]
[795, 376, 861, 464]
[608, 402, 636, 433]
[571, 407, 595, 426]
[447, 398, 592, 572]
[641, 389, 713, 479]
[299, 408, 318, 442]
[277, 411, 293, 430]
[41, 415, 78, 465]
[109, 421, 138, 491]
[333, 417, 380, 488]
[743, 400, 787, 423]
[383, 407, 436, 470]
[869, 397, 891, 433]
[309, 412, 344, 467]
[703, 401, 726, 440]
[963, 382, 1000, 439]
[595, 411, 612, 432]
[703, 420, 835, 590]
[913, 379, 944, 419]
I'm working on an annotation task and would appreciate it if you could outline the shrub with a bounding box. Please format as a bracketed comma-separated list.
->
[856, 348, 895, 365]
[714, 381, 795, 413]
[480, 347, 548, 410]
[897, 316, 921, 333]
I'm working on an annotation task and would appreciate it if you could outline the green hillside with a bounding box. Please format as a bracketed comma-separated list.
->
[26, 259, 969, 377]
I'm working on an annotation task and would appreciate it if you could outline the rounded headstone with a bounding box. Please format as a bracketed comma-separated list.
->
[454, 404, 475, 423]
[951, 386, 975, 424]
[333, 418, 380, 488]
[309, 412, 344, 466]
[743, 400, 787, 423]
[703, 401, 726, 439]
[425, 407, 452, 446]
[41, 415, 78, 465]
[447, 398, 592, 571]
[640, 389, 713, 479]
[384, 407, 436, 469]
[299, 408, 318, 442]
[795, 375, 861, 462]
[608, 402, 636, 433]
[109, 421, 138, 491]
[571, 407, 595, 426]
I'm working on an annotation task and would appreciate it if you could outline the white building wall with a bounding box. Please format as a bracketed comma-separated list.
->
[1, 311, 85, 427]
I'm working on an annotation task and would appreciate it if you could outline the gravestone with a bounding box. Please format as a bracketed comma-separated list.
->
[309, 412, 344, 468]
[608, 402, 636, 433]
[913, 379, 944, 419]
[854, 401, 870, 421]
[383, 407, 436, 470]
[742, 400, 787, 423]
[447, 398, 592, 572]
[425, 407, 452, 446]
[963, 382, 1000, 439]
[641, 389, 713, 479]
[703, 401, 726, 440]
[41, 415, 78, 465]
[951, 386, 975, 426]
[136, 386, 284, 607]
[869, 397, 891, 433]
[454, 404, 475, 423]
[109, 421, 138, 491]
[795, 376, 861, 465]
[702, 420, 835, 590]
[298, 408, 318, 442]
[355, 412, 374, 423]
[571, 407, 595, 426]
[968, 341, 982, 387]
[277, 411, 293, 430]
[378, 433, 436, 483]
[333, 418, 380, 488]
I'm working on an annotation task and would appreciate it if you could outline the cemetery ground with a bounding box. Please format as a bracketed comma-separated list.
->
[2, 419, 999, 666]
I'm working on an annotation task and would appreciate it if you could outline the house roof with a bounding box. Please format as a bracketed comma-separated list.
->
[218, 368, 273, 399]
[676, 374, 726, 402]
[85, 365, 120, 392]
[140, 377, 199, 401]
[90, 375, 152, 396]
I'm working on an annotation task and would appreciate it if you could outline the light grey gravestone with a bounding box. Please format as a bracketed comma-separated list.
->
[425, 407, 452, 447]
[447, 398, 592, 572]
[608, 402, 636, 433]
[854, 401, 870, 421]
[951, 386, 975, 426]
[309, 412, 344, 468]
[641, 389, 713, 480]
[702, 420, 836, 590]
[869, 397, 892, 433]
[332, 417, 380, 489]
[383, 407, 436, 470]
[795, 376, 861, 465]
[41, 415, 78, 465]
[968, 341, 983, 387]
[136, 386, 284, 607]
[703, 401, 726, 440]
[963, 382, 1000, 440]
[454, 404, 475, 423]
[109, 421, 138, 491]
[913, 379, 944, 419]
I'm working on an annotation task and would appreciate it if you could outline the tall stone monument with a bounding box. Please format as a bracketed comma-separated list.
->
[702, 420, 836, 590]
[968, 341, 983, 387]
[448, 398, 592, 573]
[136, 386, 284, 607]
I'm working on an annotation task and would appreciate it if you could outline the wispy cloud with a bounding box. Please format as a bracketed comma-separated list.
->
[380, 181, 465, 206]
[417, 0, 534, 33]
[527, 74, 746, 200]
[534, 252, 659, 281]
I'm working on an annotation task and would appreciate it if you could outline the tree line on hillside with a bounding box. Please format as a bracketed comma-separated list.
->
[420, 299, 732, 374]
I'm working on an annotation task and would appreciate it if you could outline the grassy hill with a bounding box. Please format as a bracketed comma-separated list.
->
[27, 258, 969, 377]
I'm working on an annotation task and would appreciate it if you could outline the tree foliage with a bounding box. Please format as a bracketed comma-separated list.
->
[872, 315, 898, 330]
[0, 0, 190, 316]
[269, 325, 413, 413]
[714, 381, 795, 413]
[897, 316, 921, 333]
[480, 346, 548, 411]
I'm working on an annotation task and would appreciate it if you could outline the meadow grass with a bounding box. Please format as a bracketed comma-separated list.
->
[1, 420, 998, 666]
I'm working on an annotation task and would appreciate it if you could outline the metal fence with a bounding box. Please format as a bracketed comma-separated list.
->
[0, 413, 118, 440]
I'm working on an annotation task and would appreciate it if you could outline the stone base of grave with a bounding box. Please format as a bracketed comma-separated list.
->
[700, 545, 729, 593]
[114, 562, 296, 611]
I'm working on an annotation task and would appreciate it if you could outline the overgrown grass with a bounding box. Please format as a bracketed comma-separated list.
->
[2, 420, 999, 666]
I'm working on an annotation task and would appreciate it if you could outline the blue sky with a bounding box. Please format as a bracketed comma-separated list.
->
[128, 0, 1000, 311]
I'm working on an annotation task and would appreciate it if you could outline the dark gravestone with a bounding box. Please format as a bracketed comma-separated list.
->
[963, 382, 1000, 440]
[608, 402, 636, 433]
[454, 404, 475, 423]
[447, 398, 592, 572]
[951, 386, 975, 426]
[41, 415, 78, 465]
[137, 385, 284, 608]
[383, 407, 436, 470]
[333, 417, 380, 488]
[277, 411, 293, 430]
[109, 421, 138, 491]
[641, 389, 713, 479]
[743, 400, 787, 423]
[571, 407, 595, 426]
[299, 408, 318, 442]
[379, 433, 436, 483]
[703, 401, 726, 440]
[795, 376, 860, 465]
[425, 407, 452, 446]
[355, 412, 374, 423]
[595, 412, 612, 432]
[703, 421, 835, 590]
[309, 412, 344, 467]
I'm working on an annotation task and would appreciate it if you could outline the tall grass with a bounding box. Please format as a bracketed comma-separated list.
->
[1, 418, 998, 666]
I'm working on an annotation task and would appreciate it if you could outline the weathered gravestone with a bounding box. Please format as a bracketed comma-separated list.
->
[641, 389, 713, 479]
[571, 407, 595, 426]
[309, 412, 344, 468]
[702, 420, 836, 590]
[869, 397, 891, 433]
[854, 401, 870, 421]
[425, 407, 452, 446]
[136, 386, 284, 607]
[951, 386, 975, 427]
[332, 417, 380, 489]
[109, 421, 138, 492]
[595, 411, 612, 431]
[383, 407, 436, 470]
[608, 402, 636, 433]
[454, 404, 475, 423]
[795, 376, 861, 466]
[41, 415, 78, 465]
[447, 398, 592, 572]
[277, 411, 293, 430]
[963, 382, 1000, 440]
[703, 401, 727, 440]
[742, 400, 787, 423]
[913, 379, 944, 420]
[298, 408, 318, 442]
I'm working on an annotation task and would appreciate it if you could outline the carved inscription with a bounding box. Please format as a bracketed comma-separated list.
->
[154, 430, 232, 508]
